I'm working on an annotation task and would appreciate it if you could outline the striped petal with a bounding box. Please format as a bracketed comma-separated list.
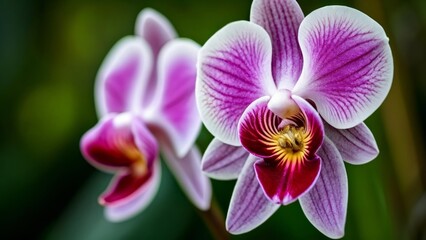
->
[239, 95, 323, 204]
[293, 6, 393, 129]
[144, 39, 201, 158]
[250, 0, 304, 89]
[196, 21, 276, 146]
[325, 122, 379, 164]
[95, 37, 152, 117]
[226, 156, 280, 234]
[299, 137, 348, 239]
[135, 8, 177, 108]
[201, 138, 248, 180]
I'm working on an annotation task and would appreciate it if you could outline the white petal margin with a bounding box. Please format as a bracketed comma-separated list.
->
[162, 146, 212, 210]
[95, 36, 152, 118]
[134, 8, 177, 109]
[201, 138, 249, 180]
[226, 155, 279, 234]
[299, 137, 348, 239]
[250, 0, 304, 89]
[324, 122, 379, 165]
[196, 21, 276, 146]
[143, 39, 201, 158]
[293, 6, 393, 129]
[135, 8, 177, 56]
[105, 160, 161, 222]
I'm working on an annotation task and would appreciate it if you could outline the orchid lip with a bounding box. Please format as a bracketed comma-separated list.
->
[239, 95, 323, 204]
[80, 114, 159, 206]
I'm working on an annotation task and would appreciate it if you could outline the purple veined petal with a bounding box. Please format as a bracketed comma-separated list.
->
[80, 113, 157, 172]
[325, 121, 378, 165]
[105, 160, 161, 222]
[162, 145, 212, 210]
[196, 21, 276, 146]
[238, 95, 323, 204]
[299, 137, 348, 239]
[201, 138, 249, 180]
[293, 6, 393, 129]
[95, 37, 153, 117]
[250, 0, 304, 89]
[143, 39, 201, 158]
[226, 155, 280, 234]
[134, 8, 177, 108]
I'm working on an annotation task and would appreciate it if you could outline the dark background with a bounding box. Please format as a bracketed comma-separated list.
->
[1, 0, 425, 239]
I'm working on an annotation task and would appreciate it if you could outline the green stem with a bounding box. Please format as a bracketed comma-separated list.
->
[197, 196, 230, 240]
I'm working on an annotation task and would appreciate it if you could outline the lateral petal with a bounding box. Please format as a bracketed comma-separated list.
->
[95, 37, 152, 117]
[293, 6, 393, 129]
[299, 137, 348, 239]
[226, 156, 280, 234]
[196, 21, 276, 146]
[201, 138, 248, 180]
[144, 39, 201, 158]
[325, 122, 379, 164]
[250, 0, 304, 89]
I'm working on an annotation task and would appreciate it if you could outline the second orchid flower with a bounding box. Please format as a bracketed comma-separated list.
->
[80, 9, 211, 221]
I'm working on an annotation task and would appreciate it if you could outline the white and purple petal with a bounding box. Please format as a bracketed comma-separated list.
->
[250, 0, 304, 89]
[144, 39, 201, 158]
[226, 156, 280, 234]
[196, 21, 276, 146]
[201, 138, 249, 180]
[95, 37, 152, 117]
[135, 8, 177, 56]
[325, 122, 378, 164]
[293, 6, 393, 129]
[135, 8, 177, 108]
[299, 137, 348, 239]
[162, 145, 212, 210]
[104, 160, 161, 222]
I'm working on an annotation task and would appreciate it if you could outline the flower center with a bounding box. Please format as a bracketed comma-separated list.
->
[277, 125, 305, 152]
[117, 138, 148, 177]
[271, 125, 307, 164]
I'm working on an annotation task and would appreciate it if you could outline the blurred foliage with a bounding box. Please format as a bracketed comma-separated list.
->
[0, 0, 425, 239]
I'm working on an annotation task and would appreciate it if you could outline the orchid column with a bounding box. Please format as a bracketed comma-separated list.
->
[196, 0, 393, 238]
[80, 9, 211, 221]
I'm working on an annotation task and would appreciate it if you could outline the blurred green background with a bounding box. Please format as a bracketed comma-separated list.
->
[1, 0, 425, 239]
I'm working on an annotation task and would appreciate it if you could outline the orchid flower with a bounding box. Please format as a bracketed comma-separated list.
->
[197, 0, 392, 238]
[80, 9, 211, 222]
